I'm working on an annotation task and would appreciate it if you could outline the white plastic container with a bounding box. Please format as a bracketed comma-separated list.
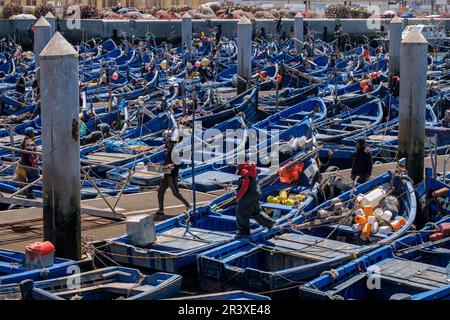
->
[374, 208, 384, 221]
[356, 194, 364, 205]
[352, 224, 363, 232]
[378, 226, 392, 234]
[367, 215, 376, 225]
[331, 197, 340, 205]
[334, 202, 344, 210]
[296, 136, 307, 150]
[382, 210, 393, 222]
[318, 209, 329, 219]
[126, 214, 157, 246]
[360, 188, 387, 208]
[371, 221, 379, 234]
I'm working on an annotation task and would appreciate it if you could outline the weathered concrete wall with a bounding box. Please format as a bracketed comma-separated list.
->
[0, 18, 448, 47]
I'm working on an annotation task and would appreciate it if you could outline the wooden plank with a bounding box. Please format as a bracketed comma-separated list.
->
[0, 196, 125, 220]
[85, 152, 134, 164]
[379, 259, 447, 289]
[367, 134, 397, 141]
[270, 233, 360, 261]
[154, 227, 232, 251]
[0, 135, 23, 145]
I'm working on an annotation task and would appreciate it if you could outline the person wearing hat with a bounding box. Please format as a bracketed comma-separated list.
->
[351, 137, 373, 184]
[156, 134, 191, 216]
[16, 127, 39, 198]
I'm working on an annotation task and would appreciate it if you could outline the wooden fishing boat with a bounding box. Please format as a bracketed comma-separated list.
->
[96, 150, 321, 274]
[317, 96, 439, 171]
[258, 85, 320, 112]
[0, 249, 76, 285]
[179, 117, 316, 192]
[194, 86, 259, 128]
[80, 111, 176, 174]
[196, 170, 417, 297]
[315, 98, 383, 142]
[13, 267, 183, 300]
[105, 115, 250, 186]
[299, 215, 450, 300]
[255, 97, 327, 126]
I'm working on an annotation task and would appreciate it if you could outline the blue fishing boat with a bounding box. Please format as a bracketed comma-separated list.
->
[179, 116, 317, 192]
[315, 98, 383, 142]
[0, 249, 76, 285]
[299, 216, 450, 300]
[105, 115, 250, 186]
[195, 86, 259, 128]
[14, 267, 183, 300]
[196, 170, 417, 297]
[96, 150, 321, 274]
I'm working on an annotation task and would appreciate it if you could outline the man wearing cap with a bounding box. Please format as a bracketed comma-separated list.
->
[16, 127, 39, 198]
[351, 138, 373, 184]
[156, 135, 191, 216]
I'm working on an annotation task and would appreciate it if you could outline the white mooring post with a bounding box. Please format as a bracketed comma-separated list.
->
[182, 13, 192, 59]
[237, 16, 252, 95]
[398, 27, 428, 184]
[34, 17, 52, 70]
[45, 11, 56, 36]
[388, 16, 403, 87]
[40, 32, 81, 260]
[294, 12, 304, 53]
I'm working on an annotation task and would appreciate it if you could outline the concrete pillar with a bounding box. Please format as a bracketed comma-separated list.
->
[398, 27, 428, 184]
[294, 12, 304, 53]
[45, 11, 56, 37]
[40, 32, 81, 260]
[237, 16, 252, 95]
[388, 16, 403, 87]
[34, 17, 52, 70]
[182, 13, 192, 59]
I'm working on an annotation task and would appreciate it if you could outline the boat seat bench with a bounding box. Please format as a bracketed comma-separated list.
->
[378, 258, 448, 291]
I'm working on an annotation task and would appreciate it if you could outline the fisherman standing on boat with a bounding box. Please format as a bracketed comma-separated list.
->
[390, 76, 400, 97]
[156, 132, 191, 216]
[15, 76, 26, 102]
[15, 127, 39, 198]
[351, 138, 373, 184]
[443, 109, 450, 128]
[214, 24, 222, 46]
[234, 161, 275, 237]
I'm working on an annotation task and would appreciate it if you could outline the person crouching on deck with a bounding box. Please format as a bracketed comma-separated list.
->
[156, 134, 191, 216]
[234, 161, 275, 237]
